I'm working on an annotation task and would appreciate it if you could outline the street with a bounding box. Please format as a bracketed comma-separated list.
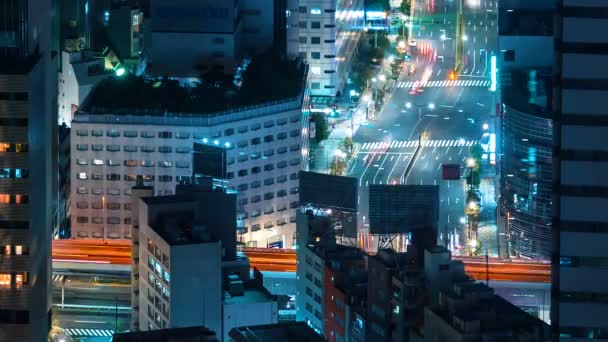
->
[346, 0, 499, 254]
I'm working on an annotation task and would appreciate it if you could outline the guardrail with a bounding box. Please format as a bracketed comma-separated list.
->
[53, 303, 132, 312]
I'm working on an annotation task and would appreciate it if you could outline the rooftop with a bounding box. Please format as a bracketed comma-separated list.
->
[79, 51, 306, 116]
[224, 287, 275, 305]
[113, 326, 219, 342]
[229, 322, 326, 342]
[0, 55, 40, 75]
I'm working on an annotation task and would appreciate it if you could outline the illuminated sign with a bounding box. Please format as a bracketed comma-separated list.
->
[490, 55, 497, 91]
[310, 8, 321, 15]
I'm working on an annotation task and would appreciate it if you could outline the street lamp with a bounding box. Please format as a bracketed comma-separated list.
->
[379, 74, 386, 82]
[462, 34, 469, 41]
[405, 102, 412, 109]
[428, 103, 436, 110]
[459, 217, 467, 224]
[482, 123, 489, 130]
[466, 158, 476, 168]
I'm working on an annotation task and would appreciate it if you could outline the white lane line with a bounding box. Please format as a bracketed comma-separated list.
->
[386, 154, 402, 184]
[359, 152, 375, 186]
[373, 154, 390, 184]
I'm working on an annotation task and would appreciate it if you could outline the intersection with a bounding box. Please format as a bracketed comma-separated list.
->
[346, 0, 500, 254]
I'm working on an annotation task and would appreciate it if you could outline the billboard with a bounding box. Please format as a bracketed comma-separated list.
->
[369, 185, 439, 234]
[193, 142, 226, 180]
[442, 164, 460, 180]
[299, 171, 357, 212]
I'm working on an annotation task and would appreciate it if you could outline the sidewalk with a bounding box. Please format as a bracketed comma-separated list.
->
[475, 165, 499, 257]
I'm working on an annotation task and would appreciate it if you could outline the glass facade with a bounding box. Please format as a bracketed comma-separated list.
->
[501, 70, 553, 259]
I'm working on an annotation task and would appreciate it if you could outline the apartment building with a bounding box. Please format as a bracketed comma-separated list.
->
[296, 0, 364, 97]
[135, 184, 277, 338]
[552, 0, 608, 339]
[70, 56, 309, 248]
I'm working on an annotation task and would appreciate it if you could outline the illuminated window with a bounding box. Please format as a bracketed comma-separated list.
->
[77, 172, 87, 180]
[0, 274, 10, 287]
[124, 160, 138, 167]
[310, 8, 321, 15]
[0, 194, 9, 204]
[4, 245, 10, 255]
[0, 143, 9, 152]
[311, 67, 321, 75]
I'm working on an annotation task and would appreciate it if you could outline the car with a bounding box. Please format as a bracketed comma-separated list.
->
[408, 64, 416, 75]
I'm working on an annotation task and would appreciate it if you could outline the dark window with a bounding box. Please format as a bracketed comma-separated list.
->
[264, 135, 274, 143]
[251, 137, 261, 145]
[311, 21, 321, 29]
[298, 6, 307, 13]
[311, 37, 321, 44]
[311, 52, 321, 59]
[264, 164, 274, 171]
[213, 37, 225, 44]
[251, 166, 261, 174]
[504, 50, 515, 62]
[299, 36, 307, 44]
[158, 131, 172, 138]
[238, 169, 248, 177]
[224, 128, 234, 136]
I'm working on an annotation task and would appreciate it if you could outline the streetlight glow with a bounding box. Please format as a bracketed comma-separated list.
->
[459, 217, 467, 224]
[482, 123, 489, 130]
[467, 158, 476, 168]
[405, 102, 412, 109]
[213, 140, 219, 145]
[428, 103, 436, 110]
[462, 34, 468, 41]
[371, 77, 377, 83]
[468, 201, 477, 209]
[202, 138, 209, 143]
[115, 67, 126, 77]
[379, 74, 386, 82]
[224, 142, 231, 148]
[440, 34, 447, 40]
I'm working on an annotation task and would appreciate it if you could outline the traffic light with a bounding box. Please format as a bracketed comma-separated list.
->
[329, 105, 339, 118]
[449, 70, 456, 80]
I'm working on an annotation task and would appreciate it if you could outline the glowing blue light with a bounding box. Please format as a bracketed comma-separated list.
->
[490, 55, 497, 92]
[213, 140, 219, 145]
[85, 1, 89, 14]
[224, 142, 231, 148]
[202, 138, 208, 143]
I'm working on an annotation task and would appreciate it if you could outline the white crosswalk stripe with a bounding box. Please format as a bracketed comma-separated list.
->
[52, 274, 64, 282]
[65, 328, 115, 337]
[359, 139, 480, 151]
[396, 79, 491, 89]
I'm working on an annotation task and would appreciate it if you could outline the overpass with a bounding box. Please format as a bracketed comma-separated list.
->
[51, 240, 550, 283]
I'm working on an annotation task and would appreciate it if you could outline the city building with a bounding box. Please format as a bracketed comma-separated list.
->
[137, 193, 224, 333]
[295, 0, 365, 98]
[70, 53, 310, 247]
[552, 0, 608, 339]
[229, 321, 326, 342]
[106, 4, 144, 70]
[0, 0, 58, 340]
[424, 281, 549, 341]
[58, 49, 112, 125]
[114, 325, 219, 342]
[498, 0, 555, 259]
[135, 183, 278, 337]
[323, 249, 367, 342]
[144, 0, 288, 77]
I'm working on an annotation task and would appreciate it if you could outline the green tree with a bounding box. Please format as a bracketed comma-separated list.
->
[311, 113, 328, 144]
[339, 137, 354, 154]
[470, 143, 484, 168]
[330, 158, 347, 176]
[400, 0, 411, 15]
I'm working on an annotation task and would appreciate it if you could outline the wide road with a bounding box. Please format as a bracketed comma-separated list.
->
[348, 0, 498, 251]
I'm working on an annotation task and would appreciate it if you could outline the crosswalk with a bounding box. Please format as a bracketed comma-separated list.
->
[64, 328, 115, 337]
[396, 79, 491, 88]
[52, 274, 64, 282]
[360, 139, 479, 151]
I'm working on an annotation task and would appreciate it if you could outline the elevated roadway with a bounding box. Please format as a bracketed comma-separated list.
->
[51, 241, 549, 283]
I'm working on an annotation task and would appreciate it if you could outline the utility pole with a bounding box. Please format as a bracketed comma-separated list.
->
[115, 296, 118, 333]
[454, 0, 465, 74]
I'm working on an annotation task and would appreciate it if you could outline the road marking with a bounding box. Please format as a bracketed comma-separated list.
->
[359, 139, 480, 151]
[397, 80, 491, 88]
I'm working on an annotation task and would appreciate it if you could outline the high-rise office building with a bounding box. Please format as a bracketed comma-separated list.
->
[552, 0, 608, 339]
[498, 0, 555, 260]
[0, 0, 58, 340]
